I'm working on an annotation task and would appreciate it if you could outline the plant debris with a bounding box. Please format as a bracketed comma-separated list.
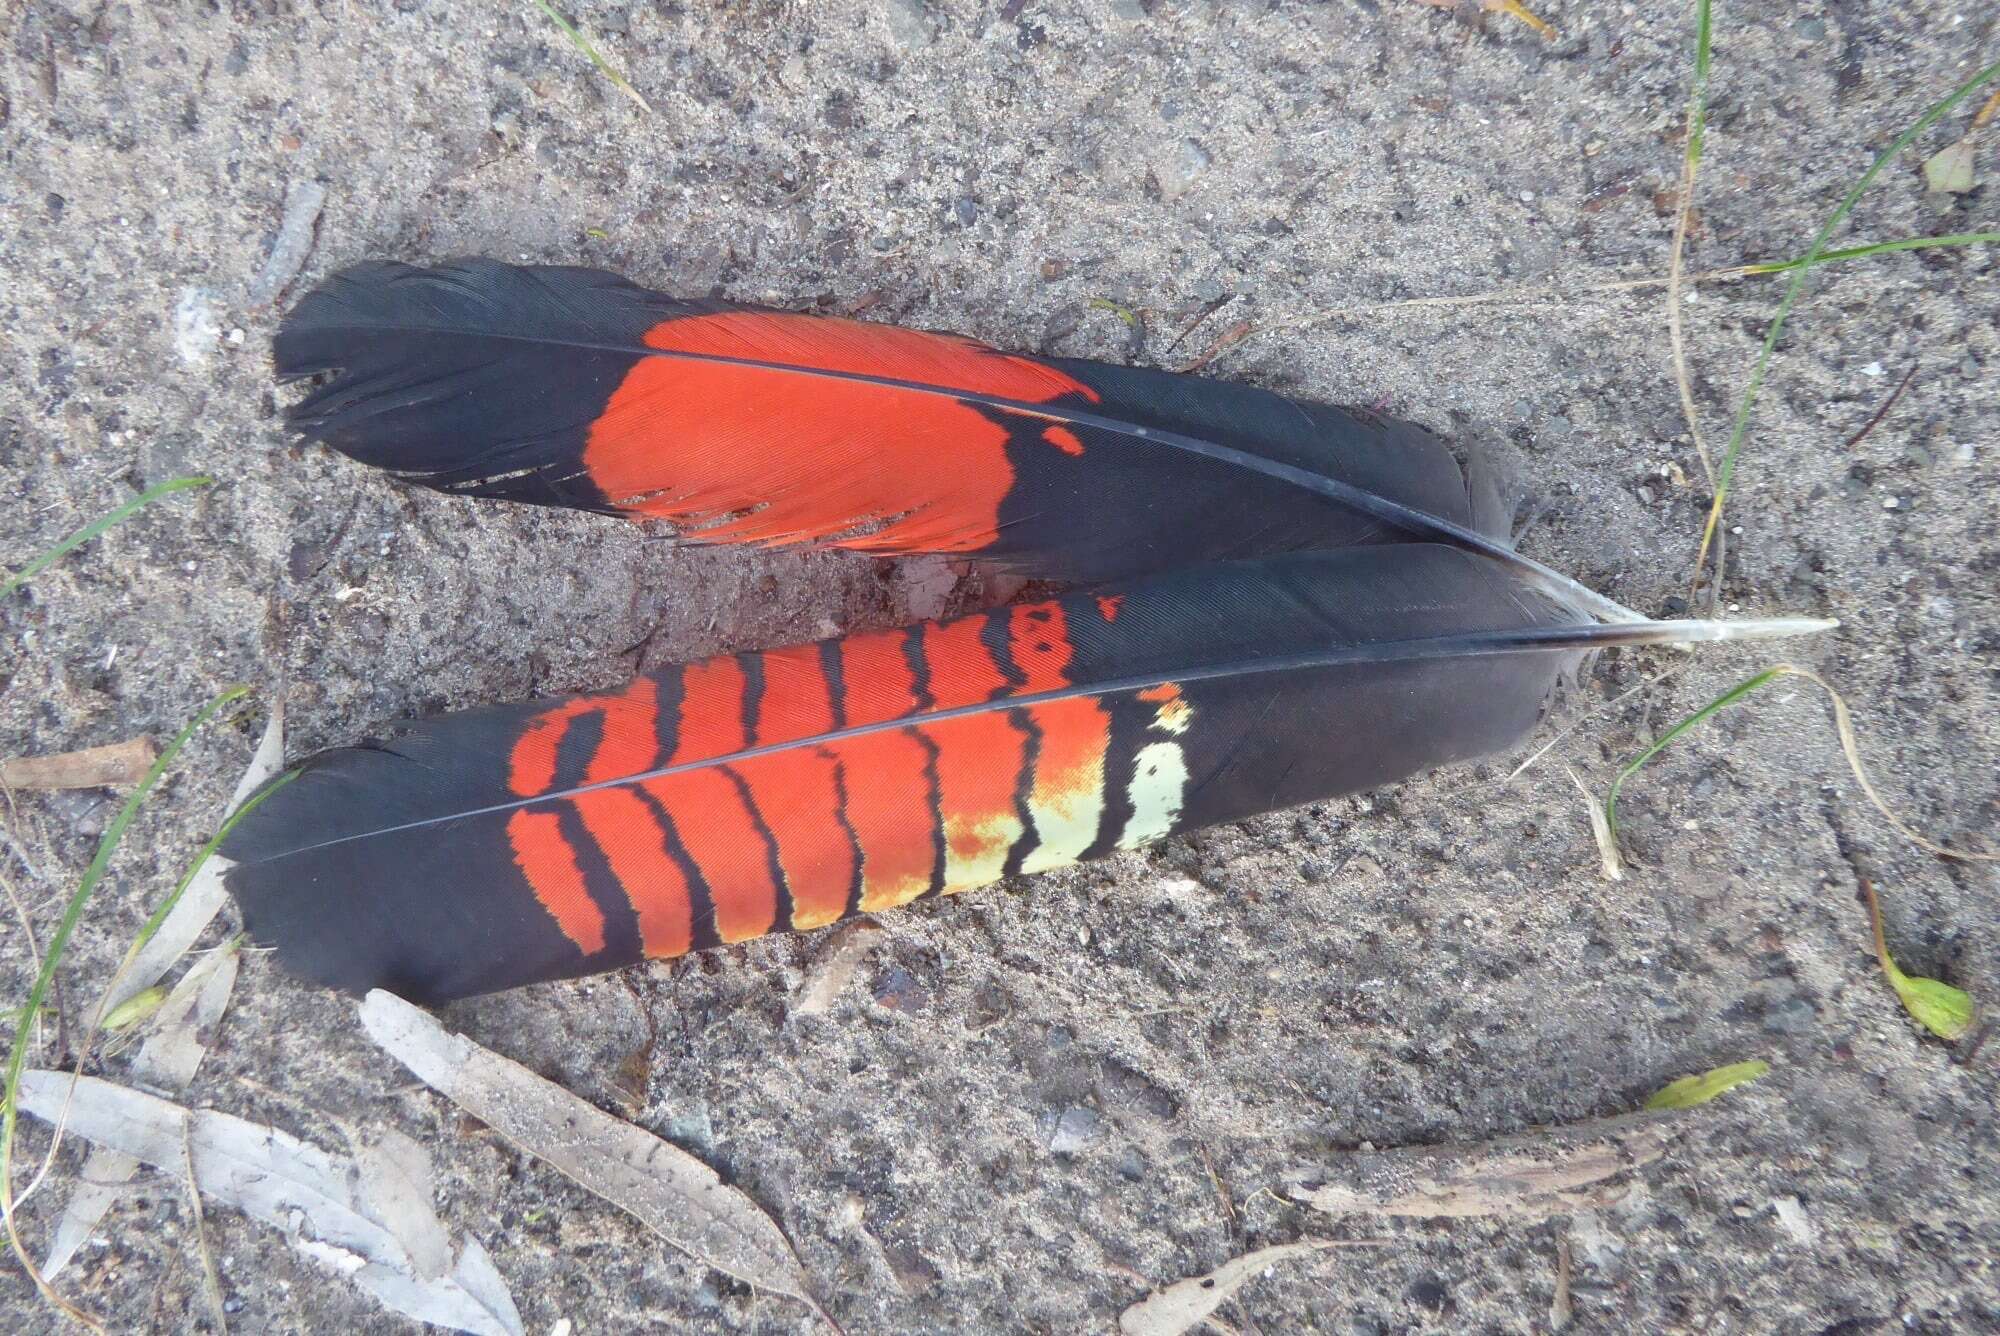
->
[15, 1072, 523, 1335]
[1118, 1240, 1379, 1336]
[0, 739, 158, 792]
[1921, 140, 1976, 193]
[1283, 1112, 1685, 1221]
[532, 0, 653, 113]
[1644, 1059, 1770, 1110]
[98, 984, 166, 1032]
[100, 702, 283, 1019]
[245, 180, 327, 308]
[358, 990, 838, 1329]
[792, 919, 885, 1017]
[44, 947, 240, 1278]
[1861, 877, 1975, 1040]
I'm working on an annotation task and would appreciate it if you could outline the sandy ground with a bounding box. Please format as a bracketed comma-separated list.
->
[3, 1, 1998, 1332]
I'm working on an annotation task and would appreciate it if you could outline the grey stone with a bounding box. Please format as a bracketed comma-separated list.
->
[1763, 996, 1818, 1035]
[1047, 1107, 1100, 1154]
[882, 0, 936, 49]
[1153, 138, 1210, 200]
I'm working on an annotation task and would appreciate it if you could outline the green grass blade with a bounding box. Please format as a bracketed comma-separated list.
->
[532, 0, 653, 113]
[1743, 231, 2000, 274]
[2, 686, 248, 1223]
[1685, 0, 1712, 169]
[1603, 666, 1790, 844]
[1, 477, 212, 602]
[1696, 59, 2000, 574]
[117, 770, 296, 976]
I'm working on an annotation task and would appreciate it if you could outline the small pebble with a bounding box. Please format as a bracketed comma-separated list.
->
[1154, 138, 1211, 200]
[871, 965, 929, 1013]
[1047, 1106, 1099, 1155]
[1762, 995, 1818, 1035]
[1771, 1195, 1817, 1247]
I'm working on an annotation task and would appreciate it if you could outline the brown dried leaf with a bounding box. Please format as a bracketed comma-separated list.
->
[0, 737, 157, 790]
[1282, 1111, 1683, 1221]
[359, 991, 836, 1328]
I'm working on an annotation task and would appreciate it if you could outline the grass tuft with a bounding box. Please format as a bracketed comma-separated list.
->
[1, 686, 248, 1327]
[1690, 59, 2000, 590]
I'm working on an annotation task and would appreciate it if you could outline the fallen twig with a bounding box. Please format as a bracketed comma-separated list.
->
[0, 738, 159, 792]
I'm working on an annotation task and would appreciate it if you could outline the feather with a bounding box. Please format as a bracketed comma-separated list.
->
[221, 547, 1828, 1003]
[275, 259, 1640, 620]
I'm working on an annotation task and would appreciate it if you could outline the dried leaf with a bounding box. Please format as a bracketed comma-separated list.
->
[792, 920, 884, 1017]
[1643, 1059, 1769, 1111]
[1283, 1112, 1683, 1221]
[354, 1129, 454, 1282]
[1568, 766, 1623, 881]
[16, 1072, 522, 1335]
[102, 702, 282, 1016]
[358, 991, 834, 1326]
[1977, 85, 2000, 129]
[1921, 140, 1976, 193]
[0, 737, 158, 790]
[45, 948, 240, 1278]
[1118, 1241, 1365, 1336]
